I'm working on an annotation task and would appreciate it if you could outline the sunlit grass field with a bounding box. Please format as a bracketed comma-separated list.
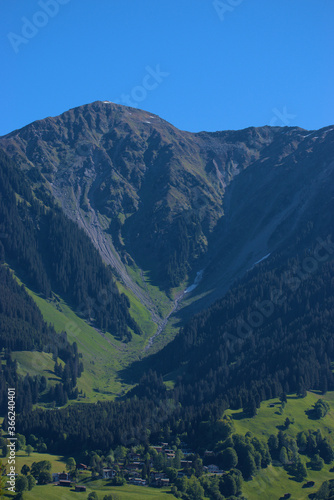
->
[225, 391, 334, 499]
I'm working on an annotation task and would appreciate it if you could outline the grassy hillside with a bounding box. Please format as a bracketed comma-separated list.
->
[225, 391, 334, 443]
[225, 391, 334, 500]
[15, 450, 67, 474]
[12, 352, 63, 387]
[19, 482, 177, 500]
[116, 281, 157, 345]
[11, 272, 157, 403]
[244, 462, 333, 500]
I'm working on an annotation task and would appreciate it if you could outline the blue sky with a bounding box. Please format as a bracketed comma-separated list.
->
[1, 0, 333, 136]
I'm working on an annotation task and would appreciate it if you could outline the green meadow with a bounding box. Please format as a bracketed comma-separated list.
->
[10, 275, 158, 403]
[225, 391, 334, 500]
[9, 482, 177, 500]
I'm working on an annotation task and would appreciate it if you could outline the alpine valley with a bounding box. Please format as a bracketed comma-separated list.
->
[0, 101, 334, 500]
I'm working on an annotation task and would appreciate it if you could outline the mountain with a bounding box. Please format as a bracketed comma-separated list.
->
[1, 101, 333, 344]
[2, 102, 333, 336]
[2, 103, 334, 500]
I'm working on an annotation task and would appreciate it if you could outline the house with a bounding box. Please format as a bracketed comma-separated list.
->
[128, 477, 146, 486]
[52, 472, 71, 482]
[59, 480, 72, 487]
[208, 465, 219, 473]
[59, 472, 71, 481]
[150, 471, 163, 480]
[78, 463, 88, 470]
[156, 477, 170, 487]
[181, 449, 192, 456]
[75, 485, 87, 492]
[204, 451, 215, 457]
[127, 462, 143, 470]
[128, 471, 140, 479]
[102, 468, 116, 479]
[150, 472, 165, 482]
[207, 464, 224, 475]
[180, 460, 193, 468]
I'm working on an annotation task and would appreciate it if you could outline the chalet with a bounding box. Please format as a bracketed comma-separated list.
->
[59, 472, 71, 481]
[78, 463, 88, 470]
[52, 472, 71, 482]
[75, 485, 87, 492]
[59, 480, 72, 487]
[207, 464, 224, 475]
[181, 449, 192, 456]
[128, 471, 140, 479]
[128, 477, 147, 486]
[127, 462, 143, 470]
[150, 471, 164, 481]
[208, 464, 219, 473]
[156, 477, 170, 487]
[102, 468, 116, 479]
[180, 460, 193, 468]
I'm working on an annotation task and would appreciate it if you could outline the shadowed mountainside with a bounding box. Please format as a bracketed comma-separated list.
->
[1, 102, 333, 337]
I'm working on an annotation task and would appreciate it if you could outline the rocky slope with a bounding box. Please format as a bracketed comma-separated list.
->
[1, 102, 333, 337]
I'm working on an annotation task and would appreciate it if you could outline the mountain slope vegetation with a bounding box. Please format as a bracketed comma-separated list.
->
[1, 102, 333, 329]
[1, 103, 334, 499]
[0, 149, 140, 342]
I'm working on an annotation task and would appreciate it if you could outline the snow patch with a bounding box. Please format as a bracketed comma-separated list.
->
[247, 253, 271, 272]
[253, 253, 271, 266]
[185, 270, 204, 294]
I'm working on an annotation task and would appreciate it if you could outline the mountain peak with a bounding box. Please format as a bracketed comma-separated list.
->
[1, 103, 333, 308]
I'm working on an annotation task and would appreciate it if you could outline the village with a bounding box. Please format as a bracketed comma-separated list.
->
[49, 442, 226, 492]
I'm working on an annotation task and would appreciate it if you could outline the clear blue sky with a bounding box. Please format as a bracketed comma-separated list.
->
[1, 0, 333, 136]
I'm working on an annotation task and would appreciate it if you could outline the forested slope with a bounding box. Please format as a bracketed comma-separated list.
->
[0, 150, 140, 342]
[15, 228, 334, 455]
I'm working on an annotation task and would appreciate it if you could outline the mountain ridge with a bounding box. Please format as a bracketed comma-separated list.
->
[1, 101, 333, 346]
